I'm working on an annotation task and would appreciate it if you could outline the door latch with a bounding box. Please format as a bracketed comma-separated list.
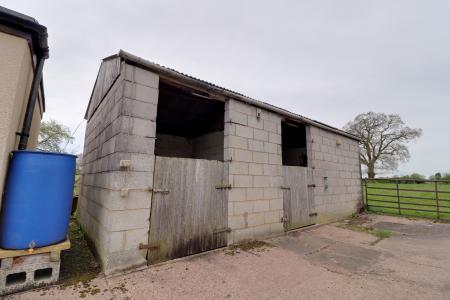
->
[280, 186, 291, 190]
[213, 227, 232, 234]
[307, 184, 316, 188]
[281, 216, 289, 223]
[139, 243, 160, 251]
[215, 184, 232, 190]
[309, 212, 318, 217]
[152, 188, 170, 194]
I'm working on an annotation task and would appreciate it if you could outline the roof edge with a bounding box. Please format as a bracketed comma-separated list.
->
[0, 6, 49, 59]
[98, 50, 360, 141]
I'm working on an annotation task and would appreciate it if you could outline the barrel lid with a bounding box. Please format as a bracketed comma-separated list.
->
[12, 150, 77, 158]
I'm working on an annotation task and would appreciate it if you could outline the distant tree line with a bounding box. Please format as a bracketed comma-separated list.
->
[368, 172, 450, 184]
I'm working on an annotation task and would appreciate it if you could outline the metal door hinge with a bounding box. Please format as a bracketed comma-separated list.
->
[139, 243, 160, 251]
[152, 188, 170, 194]
[280, 186, 291, 190]
[307, 184, 316, 188]
[216, 184, 232, 190]
[213, 227, 232, 234]
[309, 212, 318, 217]
[281, 216, 289, 223]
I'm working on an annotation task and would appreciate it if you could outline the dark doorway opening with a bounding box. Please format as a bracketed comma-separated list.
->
[155, 82, 225, 160]
[281, 121, 308, 167]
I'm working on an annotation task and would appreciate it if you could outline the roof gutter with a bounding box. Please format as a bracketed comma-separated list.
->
[117, 50, 360, 141]
[0, 6, 50, 149]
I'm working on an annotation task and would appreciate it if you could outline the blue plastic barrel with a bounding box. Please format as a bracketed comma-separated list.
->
[0, 150, 76, 249]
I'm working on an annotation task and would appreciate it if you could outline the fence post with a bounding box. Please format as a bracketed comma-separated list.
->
[435, 181, 440, 219]
[396, 180, 401, 215]
[364, 179, 368, 209]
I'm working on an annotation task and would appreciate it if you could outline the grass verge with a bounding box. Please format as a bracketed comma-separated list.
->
[59, 219, 100, 288]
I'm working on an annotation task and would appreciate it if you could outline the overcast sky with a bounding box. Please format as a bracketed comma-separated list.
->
[3, 0, 449, 176]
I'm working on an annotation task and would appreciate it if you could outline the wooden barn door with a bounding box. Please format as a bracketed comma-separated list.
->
[147, 157, 228, 264]
[282, 166, 316, 231]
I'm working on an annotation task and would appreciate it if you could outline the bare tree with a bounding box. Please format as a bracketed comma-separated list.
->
[344, 112, 422, 179]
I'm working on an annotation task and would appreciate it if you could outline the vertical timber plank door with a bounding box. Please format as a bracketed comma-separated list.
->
[282, 166, 316, 231]
[147, 157, 228, 264]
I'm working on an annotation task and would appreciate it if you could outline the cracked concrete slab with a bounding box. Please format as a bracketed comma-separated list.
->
[6, 214, 450, 300]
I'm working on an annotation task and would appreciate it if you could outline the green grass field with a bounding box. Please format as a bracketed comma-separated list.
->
[364, 182, 450, 220]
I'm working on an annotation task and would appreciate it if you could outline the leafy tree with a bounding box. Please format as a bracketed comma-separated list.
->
[408, 173, 425, 181]
[344, 112, 422, 179]
[38, 119, 74, 153]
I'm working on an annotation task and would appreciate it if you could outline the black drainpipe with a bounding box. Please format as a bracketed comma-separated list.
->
[18, 57, 46, 150]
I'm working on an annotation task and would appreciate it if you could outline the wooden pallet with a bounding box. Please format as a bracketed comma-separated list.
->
[0, 239, 70, 259]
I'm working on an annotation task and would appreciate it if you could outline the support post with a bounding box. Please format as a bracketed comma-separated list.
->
[396, 180, 401, 215]
[435, 181, 440, 219]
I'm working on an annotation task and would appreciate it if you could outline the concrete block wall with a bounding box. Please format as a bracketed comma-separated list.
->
[78, 62, 159, 274]
[156, 131, 224, 160]
[155, 133, 192, 158]
[193, 131, 224, 160]
[225, 99, 284, 244]
[308, 126, 362, 223]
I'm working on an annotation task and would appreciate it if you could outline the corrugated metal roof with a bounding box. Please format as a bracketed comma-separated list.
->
[97, 50, 359, 141]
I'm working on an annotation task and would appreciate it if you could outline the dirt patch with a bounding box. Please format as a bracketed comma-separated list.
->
[58, 219, 101, 290]
[225, 240, 273, 255]
[337, 215, 392, 245]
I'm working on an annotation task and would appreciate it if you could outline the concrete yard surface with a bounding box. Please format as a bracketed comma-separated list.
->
[7, 214, 450, 300]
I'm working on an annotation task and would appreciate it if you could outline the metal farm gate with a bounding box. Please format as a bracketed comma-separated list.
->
[282, 166, 316, 231]
[146, 157, 228, 264]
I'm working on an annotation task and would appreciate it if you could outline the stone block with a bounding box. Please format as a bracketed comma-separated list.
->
[115, 133, 155, 154]
[234, 201, 253, 215]
[248, 163, 264, 175]
[233, 100, 255, 116]
[229, 215, 246, 230]
[246, 188, 264, 200]
[247, 213, 265, 226]
[264, 142, 278, 154]
[124, 228, 149, 251]
[253, 152, 269, 164]
[253, 129, 269, 141]
[100, 249, 147, 276]
[269, 132, 282, 144]
[263, 120, 278, 133]
[229, 111, 248, 126]
[268, 154, 282, 165]
[0, 252, 60, 296]
[269, 198, 283, 210]
[107, 209, 150, 231]
[264, 210, 281, 224]
[253, 224, 272, 238]
[229, 188, 246, 202]
[248, 140, 264, 152]
[253, 200, 270, 212]
[229, 162, 249, 175]
[234, 175, 253, 188]
[124, 81, 159, 105]
[226, 136, 248, 149]
[253, 176, 272, 187]
[233, 227, 254, 242]
[247, 116, 264, 129]
[235, 124, 253, 139]
[233, 149, 253, 163]
[270, 223, 285, 235]
[130, 118, 156, 137]
[263, 187, 281, 200]
[124, 64, 159, 88]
